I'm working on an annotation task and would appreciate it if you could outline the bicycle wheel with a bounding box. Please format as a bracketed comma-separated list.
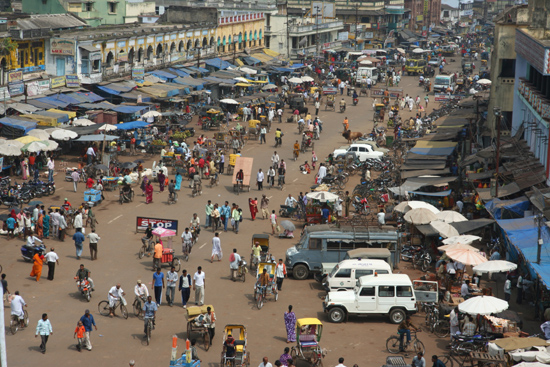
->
[421, 259, 430, 272]
[98, 300, 111, 315]
[434, 320, 450, 338]
[204, 331, 210, 351]
[241, 269, 246, 283]
[139, 245, 146, 259]
[121, 304, 129, 319]
[413, 340, 425, 355]
[438, 355, 454, 367]
[386, 335, 401, 354]
[133, 300, 142, 318]
[10, 317, 18, 335]
[146, 321, 151, 345]
[172, 258, 181, 272]
[257, 294, 264, 309]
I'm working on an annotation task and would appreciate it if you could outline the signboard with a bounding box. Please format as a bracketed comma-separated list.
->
[27, 80, 50, 96]
[0, 87, 10, 101]
[132, 67, 144, 80]
[117, 52, 128, 63]
[66, 74, 79, 88]
[424, 0, 429, 17]
[364, 32, 374, 39]
[50, 76, 66, 89]
[8, 71, 22, 84]
[8, 82, 24, 96]
[371, 88, 402, 99]
[50, 38, 75, 56]
[136, 217, 179, 234]
[338, 31, 349, 41]
[434, 93, 467, 102]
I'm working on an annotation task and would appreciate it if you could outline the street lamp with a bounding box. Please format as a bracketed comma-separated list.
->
[196, 46, 202, 69]
[233, 38, 238, 65]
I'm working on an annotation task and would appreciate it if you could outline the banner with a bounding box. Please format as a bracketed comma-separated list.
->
[50, 38, 75, 56]
[136, 217, 179, 234]
[27, 80, 51, 96]
[132, 67, 144, 80]
[51, 76, 66, 89]
[8, 71, 22, 84]
[8, 82, 24, 96]
[66, 74, 80, 88]
[0, 87, 10, 101]
[423, 0, 429, 17]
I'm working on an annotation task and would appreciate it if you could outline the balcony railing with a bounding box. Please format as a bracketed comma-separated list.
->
[518, 78, 550, 120]
[288, 20, 344, 33]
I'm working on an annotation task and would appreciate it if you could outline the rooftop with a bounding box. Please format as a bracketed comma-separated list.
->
[16, 13, 88, 30]
[441, 4, 458, 10]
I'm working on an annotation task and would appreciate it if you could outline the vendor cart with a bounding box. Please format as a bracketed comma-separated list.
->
[323, 87, 338, 111]
[101, 176, 119, 191]
[201, 109, 224, 131]
[151, 228, 181, 272]
[248, 120, 260, 140]
[186, 305, 214, 350]
[84, 189, 102, 206]
[232, 156, 253, 194]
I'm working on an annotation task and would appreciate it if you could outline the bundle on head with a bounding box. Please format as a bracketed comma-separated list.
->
[342, 130, 363, 143]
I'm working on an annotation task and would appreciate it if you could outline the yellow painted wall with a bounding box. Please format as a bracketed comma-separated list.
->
[4, 39, 45, 70]
[216, 19, 264, 52]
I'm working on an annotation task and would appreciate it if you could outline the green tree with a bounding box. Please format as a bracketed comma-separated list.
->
[0, 37, 17, 68]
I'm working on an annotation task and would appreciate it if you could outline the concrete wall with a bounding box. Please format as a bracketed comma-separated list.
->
[21, 0, 66, 17]
[22, 0, 127, 25]
[158, 6, 218, 24]
[125, 1, 155, 23]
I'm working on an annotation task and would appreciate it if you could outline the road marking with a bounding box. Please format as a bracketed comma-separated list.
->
[108, 215, 123, 224]
[245, 147, 254, 152]
[136, 203, 144, 208]
[199, 242, 207, 249]
[293, 178, 298, 182]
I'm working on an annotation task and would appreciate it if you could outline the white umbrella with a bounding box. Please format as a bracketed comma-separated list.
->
[438, 242, 479, 252]
[395, 201, 440, 214]
[98, 124, 117, 132]
[396, 47, 406, 54]
[73, 118, 95, 127]
[306, 191, 340, 202]
[403, 208, 437, 224]
[38, 140, 59, 151]
[0, 142, 22, 156]
[458, 295, 508, 315]
[359, 60, 373, 66]
[442, 235, 481, 245]
[445, 248, 488, 266]
[51, 129, 78, 141]
[262, 84, 277, 91]
[233, 77, 249, 83]
[473, 260, 517, 274]
[477, 79, 492, 85]
[412, 48, 424, 53]
[288, 77, 303, 83]
[22, 141, 48, 153]
[436, 210, 468, 223]
[219, 99, 240, 105]
[142, 111, 162, 118]
[301, 76, 314, 82]
[27, 129, 50, 140]
[429, 220, 459, 239]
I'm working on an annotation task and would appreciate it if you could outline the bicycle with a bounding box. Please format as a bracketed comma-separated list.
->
[182, 242, 192, 262]
[98, 297, 128, 319]
[168, 191, 178, 205]
[144, 316, 154, 345]
[138, 238, 154, 259]
[133, 296, 145, 320]
[386, 330, 425, 354]
[10, 310, 29, 335]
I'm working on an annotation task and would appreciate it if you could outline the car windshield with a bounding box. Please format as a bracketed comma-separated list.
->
[435, 76, 449, 85]
[329, 264, 340, 278]
[296, 233, 307, 250]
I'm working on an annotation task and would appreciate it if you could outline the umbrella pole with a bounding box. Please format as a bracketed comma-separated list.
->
[100, 134, 106, 164]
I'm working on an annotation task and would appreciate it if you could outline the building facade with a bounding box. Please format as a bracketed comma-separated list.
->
[405, 0, 441, 32]
[440, 4, 459, 25]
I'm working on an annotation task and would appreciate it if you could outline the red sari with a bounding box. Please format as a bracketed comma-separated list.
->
[145, 183, 154, 204]
[249, 198, 258, 220]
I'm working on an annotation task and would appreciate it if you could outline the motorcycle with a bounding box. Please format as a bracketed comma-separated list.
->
[75, 277, 93, 302]
[400, 245, 432, 272]
[353, 98, 358, 106]
[21, 244, 46, 262]
[340, 105, 346, 113]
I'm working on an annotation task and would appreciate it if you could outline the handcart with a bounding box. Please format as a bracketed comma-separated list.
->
[248, 120, 260, 141]
[151, 227, 181, 272]
[290, 318, 326, 367]
[232, 156, 253, 194]
[186, 305, 214, 350]
[84, 189, 102, 206]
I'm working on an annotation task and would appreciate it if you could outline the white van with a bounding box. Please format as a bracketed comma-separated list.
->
[324, 259, 392, 292]
[356, 67, 378, 86]
[433, 74, 457, 93]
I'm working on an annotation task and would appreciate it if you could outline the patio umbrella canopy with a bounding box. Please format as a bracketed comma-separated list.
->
[473, 260, 517, 274]
[436, 211, 468, 223]
[219, 99, 240, 104]
[142, 111, 162, 118]
[0, 142, 23, 156]
[280, 220, 296, 231]
[98, 124, 117, 132]
[429, 220, 459, 238]
[445, 248, 488, 266]
[477, 79, 492, 85]
[262, 84, 277, 91]
[306, 191, 339, 202]
[458, 295, 508, 315]
[73, 119, 95, 126]
[22, 141, 48, 153]
[288, 77, 303, 83]
[27, 129, 50, 140]
[301, 76, 314, 82]
[403, 208, 437, 224]
[15, 135, 40, 144]
[442, 235, 481, 245]
[394, 201, 439, 214]
[438, 242, 479, 252]
[51, 129, 78, 141]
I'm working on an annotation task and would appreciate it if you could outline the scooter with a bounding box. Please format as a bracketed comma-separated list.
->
[353, 98, 358, 106]
[75, 277, 93, 302]
[340, 105, 346, 113]
[21, 244, 46, 262]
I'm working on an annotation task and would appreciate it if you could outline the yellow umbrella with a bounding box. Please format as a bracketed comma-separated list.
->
[235, 83, 252, 87]
[15, 136, 41, 144]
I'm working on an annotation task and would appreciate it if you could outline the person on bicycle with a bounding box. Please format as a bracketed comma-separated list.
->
[168, 179, 176, 201]
[275, 128, 283, 146]
[258, 268, 270, 297]
[191, 173, 202, 192]
[412, 352, 425, 367]
[223, 333, 236, 360]
[76, 264, 94, 292]
[108, 284, 125, 317]
[398, 316, 419, 351]
[10, 291, 27, 328]
[141, 223, 154, 252]
[181, 227, 193, 256]
[142, 295, 157, 336]
[271, 151, 280, 169]
[267, 166, 276, 187]
[134, 280, 149, 305]
[190, 213, 201, 237]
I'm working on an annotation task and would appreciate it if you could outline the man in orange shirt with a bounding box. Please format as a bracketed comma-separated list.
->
[153, 241, 163, 270]
[130, 137, 136, 156]
[74, 320, 86, 352]
[342, 117, 349, 132]
[28, 153, 36, 175]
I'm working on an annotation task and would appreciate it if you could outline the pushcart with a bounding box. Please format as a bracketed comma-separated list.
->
[186, 305, 214, 351]
[84, 189, 102, 206]
[151, 227, 181, 272]
[232, 156, 253, 194]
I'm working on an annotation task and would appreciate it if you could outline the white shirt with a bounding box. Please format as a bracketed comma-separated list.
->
[230, 253, 241, 270]
[86, 147, 96, 157]
[259, 363, 273, 367]
[135, 284, 149, 297]
[270, 213, 277, 225]
[275, 263, 286, 278]
[181, 232, 193, 243]
[166, 270, 178, 287]
[44, 251, 59, 263]
[285, 196, 297, 207]
[74, 214, 83, 228]
[87, 232, 100, 244]
[271, 154, 280, 164]
[108, 286, 124, 300]
[504, 279, 512, 294]
[47, 159, 54, 170]
[26, 236, 42, 246]
[10, 295, 26, 317]
[456, 201, 464, 213]
[194, 271, 205, 287]
[317, 166, 327, 180]
[257, 171, 264, 182]
[377, 212, 385, 225]
[461, 283, 469, 297]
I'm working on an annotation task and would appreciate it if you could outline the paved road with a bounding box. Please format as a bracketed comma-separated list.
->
[2, 61, 465, 367]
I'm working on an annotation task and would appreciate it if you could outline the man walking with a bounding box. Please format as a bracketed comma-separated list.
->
[44, 247, 59, 281]
[220, 201, 231, 232]
[315, 100, 320, 116]
[260, 195, 269, 219]
[87, 229, 100, 260]
[229, 248, 241, 281]
[257, 169, 264, 191]
[166, 266, 178, 307]
[193, 266, 205, 306]
[79, 309, 97, 351]
[275, 258, 287, 291]
[260, 126, 267, 144]
[58, 211, 67, 241]
[73, 211, 83, 233]
[73, 229, 85, 260]
[71, 169, 80, 192]
[179, 269, 191, 308]
[35, 313, 53, 354]
[50, 209, 60, 239]
[205, 200, 214, 228]
[152, 268, 165, 306]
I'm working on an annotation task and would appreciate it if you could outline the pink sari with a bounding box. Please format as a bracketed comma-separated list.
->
[145, 183, 154, 204]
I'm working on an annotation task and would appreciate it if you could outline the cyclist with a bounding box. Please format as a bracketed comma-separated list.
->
[189, 213, 201, 237]
[181, 227, 193, 256]
[108, 284, 125, 317]
[10, 291, 27, 328]
[76, 264, 94, 292]
[271, 151, 280, 170]
[168, 179, 176, 202]
[278, 163, 286, 186]
[258, 268, 270, 298]
[134, 280, 149, 307]
[398, 316, 419, 351]
[141, 223, 154, 253]
[340, 98, 346, 111]
[223, 333, 236, 362]
[142, 295, 158, 337]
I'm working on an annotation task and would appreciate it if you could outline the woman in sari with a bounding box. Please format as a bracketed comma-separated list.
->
[283, 305, 297, 343]
[249, 198, 258, 221]
[279, 347, 293, 367]
[43, 211, 50, 238]
[174, 172, 182, 191]
[140, 176, 149, 196]
[157, 171, 166, 192]
[21, 158, 28, 180]
[145, 182, 154, 204]
[30, 251, 44, 282]
[36, 213, 44, 238]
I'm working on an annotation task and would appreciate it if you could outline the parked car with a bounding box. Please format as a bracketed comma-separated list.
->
[332, 143, 385, 161]
[428, 57, 442, 67]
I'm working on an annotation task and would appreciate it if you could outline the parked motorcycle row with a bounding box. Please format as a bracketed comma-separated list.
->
[0, 178, 56, 207]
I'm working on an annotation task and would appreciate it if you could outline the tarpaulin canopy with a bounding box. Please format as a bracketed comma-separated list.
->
[75, 134, 119, 142]
[39, 110, 70, 123]
[26, 100, 56, 109]
[416, 224, 440, 237]
[451, 218, 495, 234]
[47, 93, 81, 106]
[47, 108, 76, 119]
[401, 169, 450, 179]
[6, 103, 40, 114]
[203, 58, 234, 70]
[178, 67, 197, 75]
[410, 189, 452, 197]
[116, 121, 150, 130]
[409, 140, 458, 156]
[242, 56, 262, 65]
[251, 53, 274, 63]
[112, 105, 149, 114]
[188, 66, 209, 74]
[485, 196, 530, 219]
[78, 102, 117, 110]
[477, 182, 522, 201]
[120, 90, 153, 102]
[20, 113, 57, 125]
[97, 82, 135, 96]
[388, 176, 457, 196]
[68, 91, 104, 103]
[168, 68, 190, 77]
[0, 117, 37, 133]
[147, 70, 178, 81]
[203, 76, 236, 85]
[34, 96, 70, 108]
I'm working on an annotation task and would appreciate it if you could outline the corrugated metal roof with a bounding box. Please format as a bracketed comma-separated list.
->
[17, 14, 88, 30]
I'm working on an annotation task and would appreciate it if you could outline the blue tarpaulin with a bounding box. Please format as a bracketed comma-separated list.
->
[178, 68, 197, 75]
[188, 66, 209, 74]
[48, 93, 81, 105]
[120, 91, 152, 102]
[410, 189, 452, 197]
[68, 91, 104, 103]
[97, 85, 121, 96]
[271, 67, 294, 73]
[78, 102, 116, 110]
[35, 97, 69, 108]
[485, 196, 530, 219]
[203, 58, 234, 70]
[38, 110, 69, 123]
[168, 68, 190, 77]
[291, 63, 305, 69]
[116, 121, 150, 130]
[97, 83, 135, 96]
[148, 70, 178, 81]
[0, 117, 37, 133]
[112, 105, 149, 114]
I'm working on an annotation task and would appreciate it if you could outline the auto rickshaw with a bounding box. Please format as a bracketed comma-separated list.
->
[481, 51, 489, 67]
[373, 104, 385, 123]
[221, 324, 250, 367]
[201, 109, 224, 130]
[462, 60, 473, 74]
[290, 318, 326, 367]
[253, 262, 278, 309]
[250, 234, 270, 272]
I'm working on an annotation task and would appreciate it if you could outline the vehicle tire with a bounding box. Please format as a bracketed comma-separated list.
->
[98, 301, 110, 316]
[23, 310, 29, 327]
[10, 317, 18, 335]
[274, 289, 278, 301]
[413, 340, 425, 355]
[172, 258, 181, 272]
[121, 305, 129, 319]
[456, 342, 476, 355]
[328, 307, 345, 323]
[146, 322, 151, 346]
[48, 186, 56, 195]
[292, 264, 309, 280]
[400, 250, 411, 262]
[386, 336, 401, 354]
[438, 355, 454, 367]
[139, 246, 146, 259]
[86, 291, 91, 302]
[257, 294, 264, 309]
[134, 300, 142, 318]
[204, 331, 210, 351]
[421, 259, 430, 272]
[389, 309, 406, 324]
[246, 352, 251, 367]
[434, 320, 450, 338]
[290, 347, 297, 360]
[242, 270, 246, 282]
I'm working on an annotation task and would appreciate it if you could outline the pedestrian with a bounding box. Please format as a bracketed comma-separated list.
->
[193, 266, 205, 306]
[74, 320, 86, 352]
[157, 170, 165, 192]
[58, 211, 68, 241]
[179, 269, 191, 308]
[36, 313, 53, 354]
[229, 248, 241, 281]
[504, 275, 512, 302]
[315, 100, 320, 116]
[145, 181, 154, 204]
[153, 241, 163, 270]
[73, 211, 83, 233]
[275, 259, 287, 291]
[152, 267, 165, 306]
[47, 157, 54, 183]
[73, 228, 85, 260]
[257, 169, 264, 190]
[260, 195, 270, 219]
[270, 210, 278, 235]
[219, 153, 225, 174]
[424, 94, 429, 108]
[232, 205, 242, 234]
[71, 169, 80, 192]
[220, 201, 231, 232]
[43, 210, 51, 239]
[205, 200, 214, 228]
[1, 274, 9, 304]
[166, 266, 178, 307]
[44, 247, 59, 281]
[211, 232, 222, 262]
[30, 249, 44, 282]
[205, 306, 216, 345]
[260, 126, 267, 144]
[249, 197, 258, 221]
[87, 229, 100, 260]
[260, 357, 273, 367]
[79, 309, 97, 351]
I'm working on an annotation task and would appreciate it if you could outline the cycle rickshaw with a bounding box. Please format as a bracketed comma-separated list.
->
[151, 227, 181, 271]
[250, 234, 270, 273]
[186, 304, 214, 351]
[220, 324, 250, 367]
[324, 95, 335, 111]
[290, 318, 326, 367]
[373, 104, 385, 123]
[301, 131, 314, 153]
[253, 262, 278, 309]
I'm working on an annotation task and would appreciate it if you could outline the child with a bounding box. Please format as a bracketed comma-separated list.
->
[74, 320, 86, 352]
[312, 152, 318, 169]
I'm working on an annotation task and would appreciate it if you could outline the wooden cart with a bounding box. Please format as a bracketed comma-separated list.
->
[232, 156, 253, 194]
[186, 305, 215, 351]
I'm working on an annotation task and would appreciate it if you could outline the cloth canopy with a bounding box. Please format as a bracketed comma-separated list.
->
[112, 105, 149, 114]
[451, 218, 495, 234]
[410, 189, 452, 197]
[409, 140, 458, 156]
[116, 121, 150, 130]
[485, 196, 530, 219]
[75, 134, 119, 142]
[203, 58, 234, 70]
[0, 117, 37, 134]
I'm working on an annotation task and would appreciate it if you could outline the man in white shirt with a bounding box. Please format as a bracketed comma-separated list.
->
[181, 228, 193, 256]
[450, 307, 460, 339]
[166, 266, 179, 307]
[229, 248, 241, 281]
[86, 146, 96, 165]
[47, 157, 55, 183]
[271, 151, 280, 168]
[256, 169, 264, 191]
[317, 164, 327, 182]
[335, 357, 346, 367]
[74, 211, 83, 232]
[259, 357, 273, 367]
[108, 284, 125, 316]
[377, 210, 386, 226]
[275, 259, 287, 291]
[461, 280, 471, 299]
[87, 229, 100, 260]
[285, 195, 297, 208]
[193, 266, 206, 306]
[179, 270, 192, 308]
[134, 280, 149, 303]
[44, 248, 59, 281]
[456, 200, 464, 213]
[71, 169, 80, 192]
[10, 291, 27, 328]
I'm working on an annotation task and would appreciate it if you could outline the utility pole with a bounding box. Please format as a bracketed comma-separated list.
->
[196, 47, 201, 69]
[314, 5, 320, 57]
[355, 3, 359, 51]
[286, 1, 290, 59]
[494, 107, 501, 197]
